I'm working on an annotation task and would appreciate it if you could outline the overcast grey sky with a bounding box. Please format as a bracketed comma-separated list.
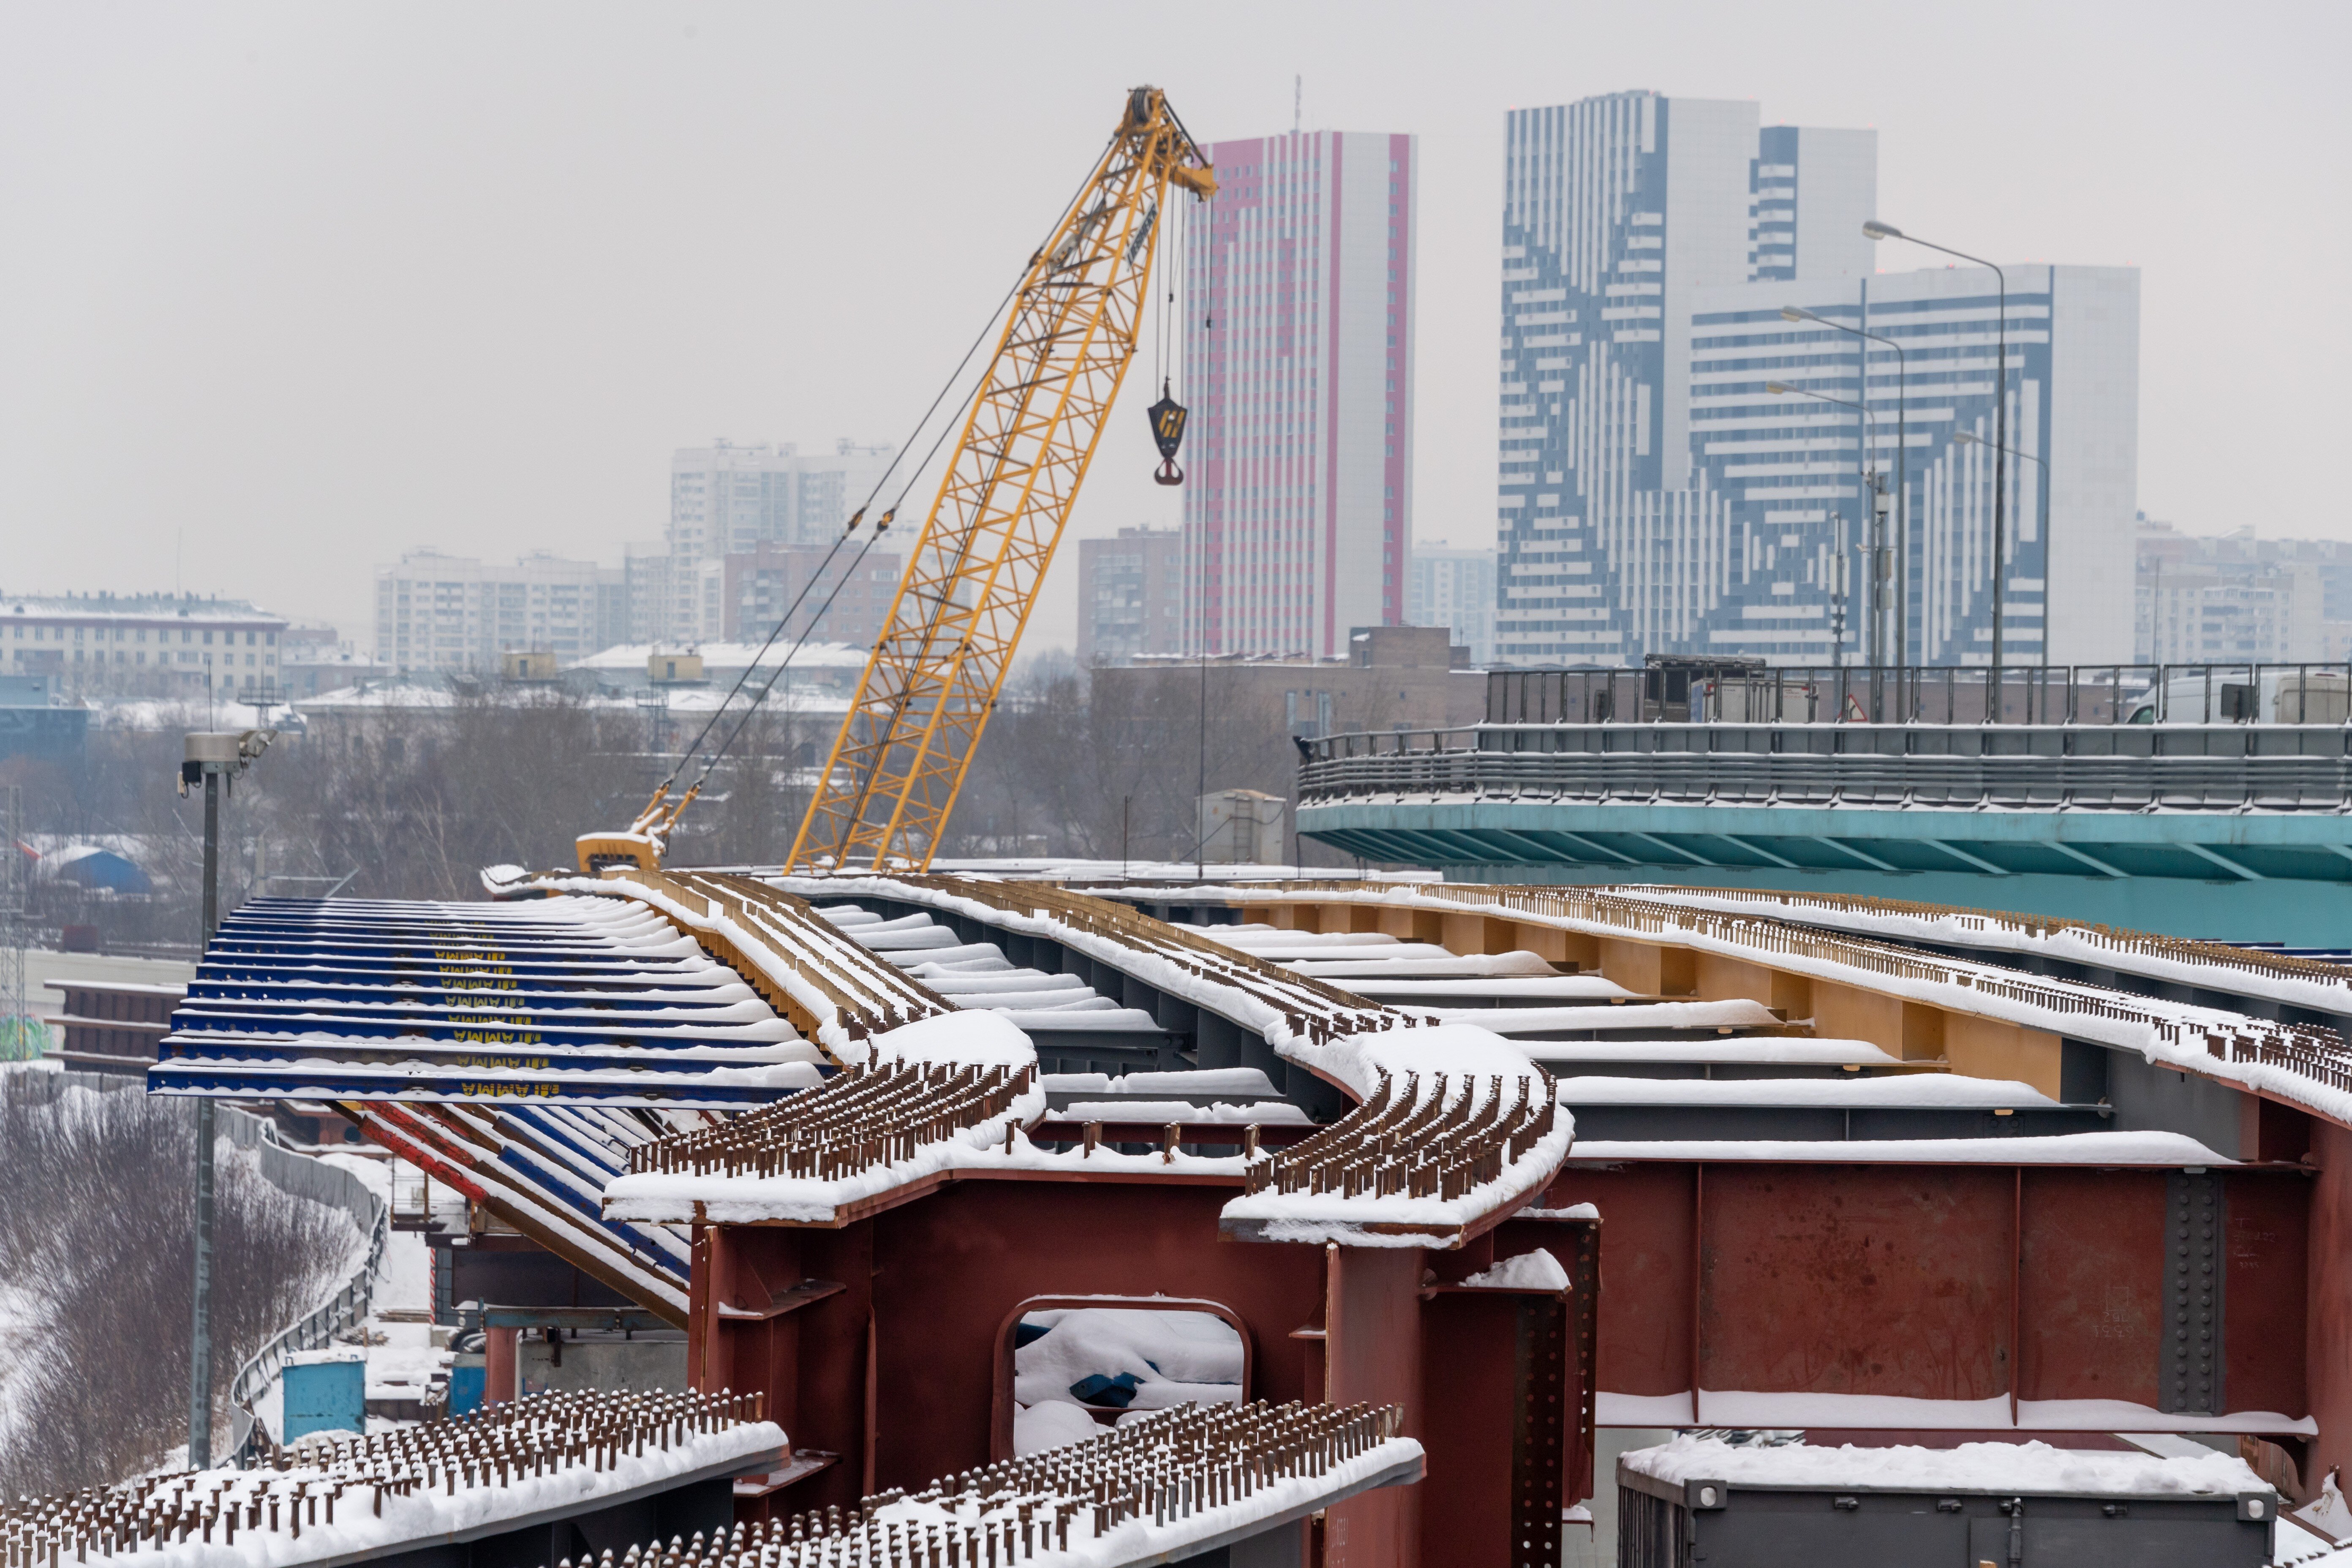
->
[2, 0, 2343, 652]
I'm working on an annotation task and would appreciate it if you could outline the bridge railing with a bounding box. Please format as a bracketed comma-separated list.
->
[1299, 723, 2352, 812]
[222, 1115, 387, 1460]
[1484, 662, 2352, 727]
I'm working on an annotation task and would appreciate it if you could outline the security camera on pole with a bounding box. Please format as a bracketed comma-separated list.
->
[179, 727, 275, 1469]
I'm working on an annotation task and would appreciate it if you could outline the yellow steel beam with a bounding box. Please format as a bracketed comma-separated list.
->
[787, 87, 1214, 871]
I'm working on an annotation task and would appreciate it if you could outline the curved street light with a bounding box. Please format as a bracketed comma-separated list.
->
[1955, 429, 2053, 666]
[1767, 381, 1878, 673]
[1864, 219, 2011, 671]
[1783, 306, 1908, 672]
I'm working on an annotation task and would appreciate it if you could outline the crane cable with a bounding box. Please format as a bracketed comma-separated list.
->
[649, 136, 1123, 836]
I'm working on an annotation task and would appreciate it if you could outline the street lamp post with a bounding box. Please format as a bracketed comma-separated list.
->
[1955, 430, 2052, 665]
[1767, 380, 1878, 688]
[1783, 306, 1908, 675]
[1863, 220, 2009, 674]
[178, 727, 275, 1469]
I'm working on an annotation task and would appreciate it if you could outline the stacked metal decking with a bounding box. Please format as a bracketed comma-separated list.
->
[149, 895, 826, 1108]
[142, 893, 830, 1318]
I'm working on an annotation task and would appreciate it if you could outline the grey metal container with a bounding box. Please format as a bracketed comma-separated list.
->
[1616, 1457, 2277, 1568]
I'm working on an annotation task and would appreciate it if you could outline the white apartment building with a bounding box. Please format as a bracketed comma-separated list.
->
[1182, 129, 1417, 658]
[0, 593, 288, 696]
[1496, 92, 2139, 667]
[1680, 264, 2141, 665]
[661, 440, 897, 643]
[2136, 520, 2347, 664]
[373, 550, 627, 675]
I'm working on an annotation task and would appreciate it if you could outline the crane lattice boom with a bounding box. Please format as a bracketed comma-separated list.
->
[786, 87, 1214, 872]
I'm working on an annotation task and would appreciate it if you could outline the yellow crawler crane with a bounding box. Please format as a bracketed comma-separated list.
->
[785, 86, 1215, 872]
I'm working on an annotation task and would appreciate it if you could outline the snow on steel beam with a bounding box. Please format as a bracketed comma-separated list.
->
[1221, 1025, 1574, 1248]
[778, 873, 1402, 1085]
[498, 868, 965, 1062]
[354, 1101, 692, 1315]
[1167, 878, 2352, 1131]
[0, 1388, 782, 1565]
[149, 893, 827, 1108]
[584, 1402, 1419, 1568]
[150, 1056, 807, 1110]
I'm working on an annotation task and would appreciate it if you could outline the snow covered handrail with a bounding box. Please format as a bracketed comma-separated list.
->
[0, 1388, 782, 1565]
[628, 1059, 1036, 1179]
[1243, 1067, 1560, 1205]
[216, 1108, 389, 1462]
[566, 1401, 1417, 1568]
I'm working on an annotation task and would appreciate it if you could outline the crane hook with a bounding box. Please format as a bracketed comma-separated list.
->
[1147, 381, 1188, 487]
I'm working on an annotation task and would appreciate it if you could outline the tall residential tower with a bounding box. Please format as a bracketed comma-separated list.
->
[1183, 130, 1416, 658]
[1494, 91, 2137, 665]
[1495, 93, 1873, 662]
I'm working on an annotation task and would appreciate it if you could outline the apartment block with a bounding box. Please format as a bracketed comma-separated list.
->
[1077, 527, 1187, 667]
[2136, 518, 2352, 664]
[664, 440, 896, 643]
[373, 550, 626, 675]
[1183, 129, 1416, 658]
[1407, 543, 1497, 667]
[722, 544, 905, 650]
[0, 593, 288, 696]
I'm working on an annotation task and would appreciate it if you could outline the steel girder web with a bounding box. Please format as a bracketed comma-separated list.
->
[789, 87, 1214, 872]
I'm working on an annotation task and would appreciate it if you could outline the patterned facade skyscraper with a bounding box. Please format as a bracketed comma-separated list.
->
[1494, 91, 2137, 666]
[1495, 94, 1870, 662]
[1183, 130, 1416, 657]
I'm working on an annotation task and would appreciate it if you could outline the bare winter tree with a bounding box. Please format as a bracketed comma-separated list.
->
[0, 1075, 358, 1495]
[946, 653, 1307, 865]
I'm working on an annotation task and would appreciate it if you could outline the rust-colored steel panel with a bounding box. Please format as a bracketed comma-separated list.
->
[1493, 1216, 1602, 1503]
[2018, 1169, 2164, 1407]
[1327, 1245, 1424, 1568]
[1419, 1290, 1564, 1568]
[866, 1180, 1327, 1496]
[2305, 1122, 2352, 1495]
[2228, 1171, 2312, 1419]
[1564, 1223, 1600, 1501]
[704, 1225, 874, 1518]
[1699, 1168, 2014, 1402]
[1532, 1168, 1693, 1398]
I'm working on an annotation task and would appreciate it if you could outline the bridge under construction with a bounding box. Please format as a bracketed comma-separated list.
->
[71, 858, 2343, 1566]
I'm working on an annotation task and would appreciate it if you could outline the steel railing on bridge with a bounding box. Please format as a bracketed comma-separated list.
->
[1299, 722, 2352, 812]
[1486, 661, 2352, 728]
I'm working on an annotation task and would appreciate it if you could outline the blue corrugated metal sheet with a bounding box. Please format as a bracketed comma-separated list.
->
[149, 896, 828, 1108]
[140, 896, 783, 1312]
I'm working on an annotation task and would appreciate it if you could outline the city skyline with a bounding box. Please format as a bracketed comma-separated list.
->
[2, 3, 2336, 661]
